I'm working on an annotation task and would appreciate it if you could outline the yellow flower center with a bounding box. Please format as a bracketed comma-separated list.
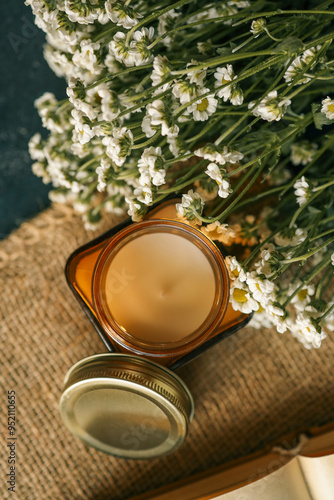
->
[233, 288, 248, 303]
[232, 268, 239, 277]
[256, 283, 262, 292]
[328, 103, 334, 113]
[221, 77, 230, 85]
[297, 289, 308, 301]
[197, 98, 209, 112]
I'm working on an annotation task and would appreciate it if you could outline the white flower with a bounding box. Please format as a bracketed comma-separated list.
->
[273, 314, 289, 334]
[195, 145, 243, 165]
[130, 27, 155, 66]
[134, 185, 153, 205]
[138, 147, 166, 187]
[216, 4, 237, 24]
[187, 60, 207, 85]
[225, 256, 247, 282]
[284, 46, 321, 85]
[230, 87, 244, 106]
[205, 163, 232, 198]
[71, 110, 96, 145]
[250, 18, 266, 37]
[248, 91, 291, 122]
[172, 81, 197, 104]
[72, 40, 102, 75]
[214, 65, 243, 105]
[158, 9, 180, 45]
[28, 133, 45, 161]
[289, 281, 315, 311]
[284, 57, 309, 84]
[109, 32, 136, 67]
[230, 279, 260, 314]
[73, 201, 90, 214]
[141, 113, 156, 138]
[32, 161, 51, 184]
[249, 308, 274, 329]
[102, 127, 133, 167]
[214, 65, 234, 100]
[228, 1, 251, 8]
[254, 243, 276, 277]
[274, 226, 307, 247]
[332, 253, 334, 266]
[291, 312, 326, 349]
[293, 176, 310, 206]
[105, 0, 141, 29]
[266, 302, 285, 317]
[125, 197, 144, 221]
[257, 302, 288, 334]
[83, 214, 102, 232]
[201, 222, 236, 245]
[176, 190, 205, 220]
[321, 96, 334, 120]
[34, 91, 58, 113]
[96, 158, 112, 192]
[97, 87, 121, 122]
[246, 271, 275, 306]
[64, 0, 100, 24]
[146, 99, 179, 137]
[151, 55, 171, 86]
[290, 141, 318, 166]
[187, 89, 218, 121]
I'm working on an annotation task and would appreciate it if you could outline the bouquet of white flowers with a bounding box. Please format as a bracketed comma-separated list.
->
[26, 0, 334, 348]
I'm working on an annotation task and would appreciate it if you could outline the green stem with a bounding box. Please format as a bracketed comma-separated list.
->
[217, 158, 268, 223]
[84, 64, 152, 91]
[280, 235, 334, 264]
[313, 178, 334, 192]
[78, 154, 104, 171]
[216, 54, 295, 146]
[131, 132, 161, 150]
[171, 50, 282, 76]
[125, 0, 196, 45]
[165, 152, 194, 165]
[319, 301, 334, 324]
[315, 270, 331, 300]
[310, 227, 334, 242]
[289, 190, 322, 228]
[279, 135, 334, 198]
[233, 10, 334, 28]
[282, 255, 332, 308]
[118, 89, 171, 119]
[319, 214, 334, 226]
[159, 160, 206, 194]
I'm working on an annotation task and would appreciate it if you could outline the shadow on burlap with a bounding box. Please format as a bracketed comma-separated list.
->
[1, 204, 333, 500]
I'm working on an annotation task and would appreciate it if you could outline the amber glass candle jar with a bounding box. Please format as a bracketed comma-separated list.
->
[60, 199, 250, 458]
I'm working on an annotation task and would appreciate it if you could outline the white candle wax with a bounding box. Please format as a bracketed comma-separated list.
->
[103, 232, 216, 343]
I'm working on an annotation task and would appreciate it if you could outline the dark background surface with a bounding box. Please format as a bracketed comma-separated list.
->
[0, 1, 66, 239]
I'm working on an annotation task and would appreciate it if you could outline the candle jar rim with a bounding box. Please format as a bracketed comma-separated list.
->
[92, 218, 230, 356]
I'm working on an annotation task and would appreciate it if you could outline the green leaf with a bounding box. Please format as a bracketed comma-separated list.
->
[216, 47, 232, 56]
[313, 112, 333, 130]
[312, 102, 334, 129]
[308, 299, 327, 313]
[273, 37, 304, 55]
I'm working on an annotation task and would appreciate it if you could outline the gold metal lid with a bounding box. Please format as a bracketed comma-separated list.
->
[59, 354, 194, 459]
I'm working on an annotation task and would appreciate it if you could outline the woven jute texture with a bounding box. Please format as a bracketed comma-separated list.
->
[1, 204, 334, 500]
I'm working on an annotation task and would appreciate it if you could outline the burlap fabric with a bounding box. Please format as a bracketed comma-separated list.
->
[1, 204, 333, 500]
